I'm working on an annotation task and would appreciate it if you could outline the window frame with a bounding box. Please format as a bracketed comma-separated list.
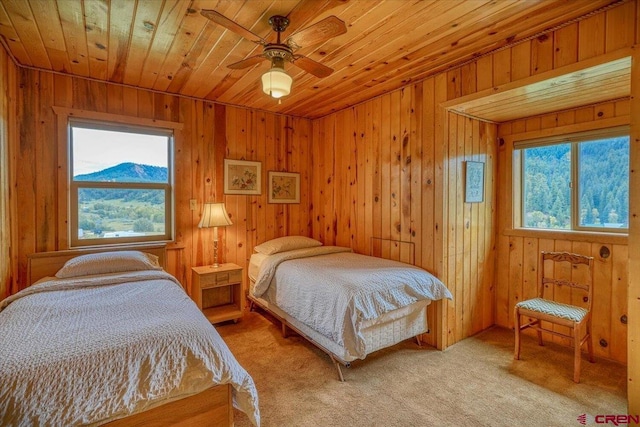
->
[52, 107, 182, 249]
[514, 125, 629, 233]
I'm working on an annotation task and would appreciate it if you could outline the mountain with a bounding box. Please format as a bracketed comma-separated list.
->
[75, 162, 167, 183]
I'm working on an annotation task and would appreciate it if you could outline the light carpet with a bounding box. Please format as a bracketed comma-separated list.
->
[217, 310, 626, 427]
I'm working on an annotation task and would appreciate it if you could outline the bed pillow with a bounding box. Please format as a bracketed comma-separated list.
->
[254, 236, 322, 255]
[55, 250, 162, 278]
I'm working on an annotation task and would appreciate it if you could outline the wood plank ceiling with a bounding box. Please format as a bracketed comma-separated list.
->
[0, 0, 624, 119]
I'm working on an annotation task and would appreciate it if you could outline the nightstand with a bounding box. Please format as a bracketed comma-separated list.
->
[192, 263, 244, 324]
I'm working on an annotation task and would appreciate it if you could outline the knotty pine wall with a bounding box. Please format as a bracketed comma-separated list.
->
[440, 0, 637, 366]
[0, 44, 18, 299]
[312, 78, 497, 349]
[496, 101, 630, 364]
[9, 68, 313, 295]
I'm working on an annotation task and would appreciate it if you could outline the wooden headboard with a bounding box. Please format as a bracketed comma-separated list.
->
[27, 244, 167, 286]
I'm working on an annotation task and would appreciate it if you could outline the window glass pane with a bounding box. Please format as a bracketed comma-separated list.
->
[522, 144, 571, 229]
[578, 136, 629, 229]
[72, 127, 169, 183]
[77, 188, 166, 240]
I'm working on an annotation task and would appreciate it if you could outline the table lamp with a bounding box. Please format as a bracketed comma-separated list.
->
[198, 202, 233, 268]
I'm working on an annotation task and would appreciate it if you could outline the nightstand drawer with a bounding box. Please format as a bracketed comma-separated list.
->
[200, 269, 242, 289]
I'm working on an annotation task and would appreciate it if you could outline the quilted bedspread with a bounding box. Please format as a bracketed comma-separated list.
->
[253, 246, 453, 359]
[0, 270, 260, 426]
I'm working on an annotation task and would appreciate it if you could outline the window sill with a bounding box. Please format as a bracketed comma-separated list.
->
[504, 228, 628, 245]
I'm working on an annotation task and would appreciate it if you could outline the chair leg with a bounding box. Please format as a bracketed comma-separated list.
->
[514, 307, 521, 360]
[587, 319, 595, 363]
[536, 320, 544, 346]
[573, 324, 582, 383]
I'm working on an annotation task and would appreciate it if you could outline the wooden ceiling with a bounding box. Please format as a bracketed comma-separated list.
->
[0, 0, 623, 119]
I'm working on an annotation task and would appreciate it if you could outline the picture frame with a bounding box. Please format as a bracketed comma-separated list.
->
[223, 159, 261, 195]
[268, 171, 300, 204]
[465, 161, 485, 203]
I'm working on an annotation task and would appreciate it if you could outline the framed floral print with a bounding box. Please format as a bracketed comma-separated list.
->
[223, 159, 261, 195]
[268, 171, 300, 204]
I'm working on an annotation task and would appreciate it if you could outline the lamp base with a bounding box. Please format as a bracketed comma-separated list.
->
[213, 231, 220, 268]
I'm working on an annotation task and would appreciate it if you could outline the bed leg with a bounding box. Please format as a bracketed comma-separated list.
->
[330, 355, 346, 382]
[415, 334, 423, 347]
[248, 300, 255, 312]
[281, 322, 287, 338]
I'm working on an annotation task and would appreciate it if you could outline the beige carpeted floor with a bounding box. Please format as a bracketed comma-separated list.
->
[217, 310, 626, 427]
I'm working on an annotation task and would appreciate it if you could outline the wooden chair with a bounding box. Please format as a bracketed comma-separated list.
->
[514, 251, 595, 383]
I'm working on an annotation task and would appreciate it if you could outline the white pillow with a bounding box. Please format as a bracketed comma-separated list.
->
[254, 236, 322, 255]
[55, 250, 162, 278]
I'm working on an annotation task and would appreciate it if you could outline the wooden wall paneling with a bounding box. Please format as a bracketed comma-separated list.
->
[371, 97, 382, 255]
[380, 94, 391, 259]
[264, 112, 277, 241]
[454, 114, 465, 342]
[421, 79, 434, 272]
[445, 112, 457, 346]
[553, 24, 578, 69]
[234, 108, 248, 270]
[173, 98, 194, 290]
[35, 71, 56, 253]
[348, 107, 358, 251]
[531, 33, 554, 75]
[630, 4, 640, 411]
[578, 13, 605, 61]
[482, 122, 497, 330]
[511, 41, 532, 82]
[400, 86, 412, 263]
[356, 103, 367, 255]
[605, 0, 636, 52]
[363, 100, 374, 256]
[224, 107, 240, 268]
[592, 242, 613, 360]
[462, 117, 473, 338]
[53, 74, 72, 251]
[255, 111, 267, 247]
[390, 90, 402, 261]
[610, 244, 628, 364]
[410, 82, 423, 269]
[246, 110, 257, 256]
[571, 241, 592, 308]
[192, 99, 209, 269]
[434, 72, 450, 349]
[17, 69, 37, 289]
[476, 55, 494, 92]
[492, 48, 511, 87]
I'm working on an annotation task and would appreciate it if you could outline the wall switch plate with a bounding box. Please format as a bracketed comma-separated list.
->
[190, 199, 197, 211]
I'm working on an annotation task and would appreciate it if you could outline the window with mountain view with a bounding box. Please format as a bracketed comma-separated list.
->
[69, 120, 173, 246]
[516, 127, 629, 232]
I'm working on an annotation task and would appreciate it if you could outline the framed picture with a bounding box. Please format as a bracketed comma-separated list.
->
[223, 159, 261, 195]
[465, 161, 485, 203]
[268, 171, 300, 204]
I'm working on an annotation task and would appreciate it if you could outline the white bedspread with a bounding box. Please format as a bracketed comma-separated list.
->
[0, 270, 260, 426]
[253, 246, 452, 359]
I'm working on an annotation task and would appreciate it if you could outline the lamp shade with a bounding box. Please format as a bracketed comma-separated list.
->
[198, 202, 233, 228]
[261, 68, 292, 99]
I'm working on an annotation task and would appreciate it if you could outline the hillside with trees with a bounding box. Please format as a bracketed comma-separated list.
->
[523, 137, 629, 229]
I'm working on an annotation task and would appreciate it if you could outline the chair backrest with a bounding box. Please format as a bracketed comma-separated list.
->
[539, 251, 595, 311]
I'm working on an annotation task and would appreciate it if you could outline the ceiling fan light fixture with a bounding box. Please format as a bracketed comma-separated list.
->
[261, 65, 292, 99]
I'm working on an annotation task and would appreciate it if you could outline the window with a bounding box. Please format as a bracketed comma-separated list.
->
[69, 119, 174, 246]
[515, 126, 629, 232]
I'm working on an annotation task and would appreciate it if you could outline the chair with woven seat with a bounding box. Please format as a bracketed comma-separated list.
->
[514, 251, 595, 383]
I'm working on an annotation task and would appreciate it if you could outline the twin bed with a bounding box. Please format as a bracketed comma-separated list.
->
[0, 237, 451, 424]
[0, 245, 259, 426]
[247, 236, 452, 380]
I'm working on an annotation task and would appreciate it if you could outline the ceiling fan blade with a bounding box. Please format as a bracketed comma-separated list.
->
[201, 9, 266, 45]
[228, 55, 267, 70]
[292, 55, 334, 78]
[286, 16, 347, 49]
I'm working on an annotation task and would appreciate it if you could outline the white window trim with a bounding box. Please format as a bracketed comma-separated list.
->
[514, 125, 629, 233]
[52, 107, 182, 248]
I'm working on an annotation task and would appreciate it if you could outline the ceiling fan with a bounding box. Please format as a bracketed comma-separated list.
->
[201, 9, 347, 99]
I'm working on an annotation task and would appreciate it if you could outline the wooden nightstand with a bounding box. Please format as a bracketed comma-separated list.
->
[192, 263, 244, 324]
